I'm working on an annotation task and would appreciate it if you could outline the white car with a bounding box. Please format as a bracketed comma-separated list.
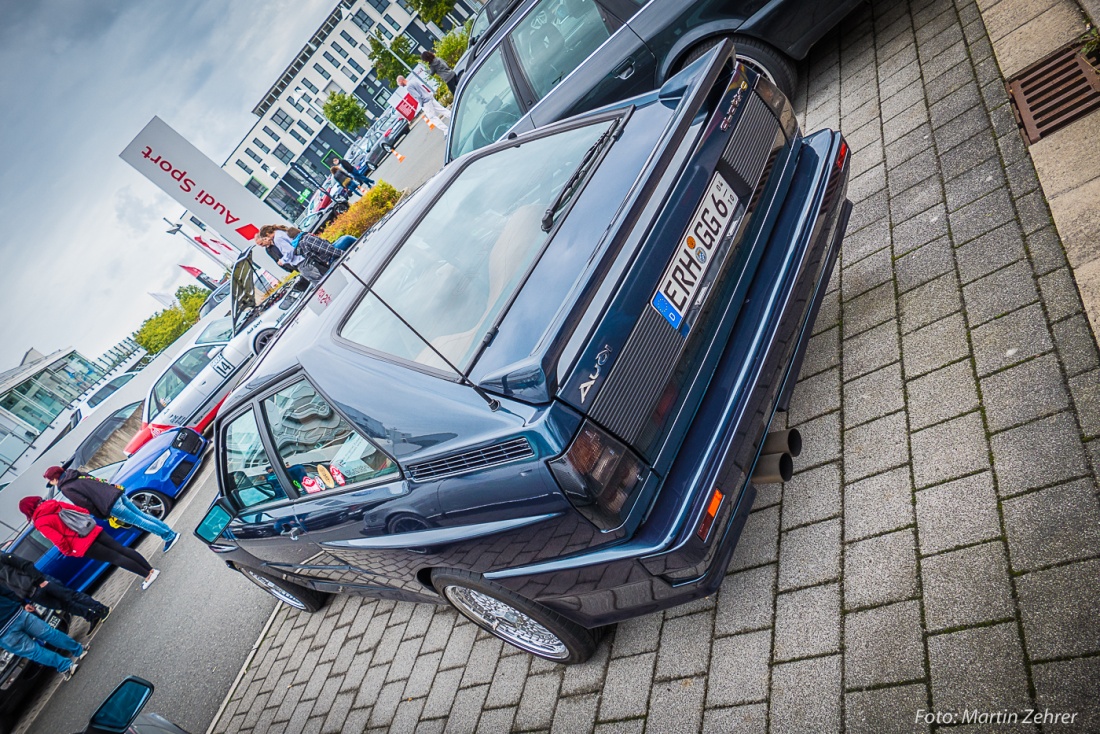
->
[125, 250, 308, 454]
[67, 371, 139, 427]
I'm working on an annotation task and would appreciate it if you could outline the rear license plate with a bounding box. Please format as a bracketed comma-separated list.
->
[651, 172, 738, 330]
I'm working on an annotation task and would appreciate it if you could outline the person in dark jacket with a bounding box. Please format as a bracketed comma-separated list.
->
[44, 466, 180, 553]
[421, 51, 457, 93]
[0, 551, 110, 631]
[330, 157, 375, 190]
[0, 583, 85, 681]
[20, 496, 160, 590]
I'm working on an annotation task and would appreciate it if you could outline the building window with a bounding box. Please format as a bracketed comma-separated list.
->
[287, 97, 305, 112]
[376, 25, 393, 40]
[302, 78, 319, 94]
[272, 109, 293, 130]
[245, 148, 263, 163]
[347, 58, 365, 74]
[383, 13, 401, 30]
[332, 42, 349, 58]
[289, 129, 308, 144]
[323, 51, 340, 68]
[273, 144, 294, 164]
[263, 125, 280, 141]
[235, 160, 253, 174]
[301, 93, 313, 105]
[340, 30, 358, 48]
[245, 178, 268, 197]
[367, 0, 387, 12]
[396, 0, 413, 11]
[343, 67, 359, 83]
[252, 138, 271, 154]
[261, 163, 270, 172]
[313, 63, 331, 80]
[296, 119, 315, 135]
[311, 111, 325, 125]
[352, 9, 373, 33]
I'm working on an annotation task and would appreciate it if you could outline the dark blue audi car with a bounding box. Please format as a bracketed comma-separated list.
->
[7, 427, 207, 593]
[195, 42, 851, 663]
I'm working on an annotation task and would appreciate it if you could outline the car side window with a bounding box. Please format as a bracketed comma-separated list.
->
[449, 48, 523, 160]
[152, 347, 216, 413]
[223, 410, 288, 508]
[510, 0, 618, 99]
[261, 380, 397, 494]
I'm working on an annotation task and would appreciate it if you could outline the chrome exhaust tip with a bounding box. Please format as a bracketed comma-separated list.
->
[751, 452, 793, 484]
[762, 428, 801, 458]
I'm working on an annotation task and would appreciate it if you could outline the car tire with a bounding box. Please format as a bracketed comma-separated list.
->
[239, 567, 328, 613]
[128, 490, 172, 521]
[253, 328, 277, 354]
[431, 568, 598, 664]
[676, 34, 797, 99]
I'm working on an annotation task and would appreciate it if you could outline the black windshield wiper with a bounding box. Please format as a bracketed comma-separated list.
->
[541, 117, 624, 232]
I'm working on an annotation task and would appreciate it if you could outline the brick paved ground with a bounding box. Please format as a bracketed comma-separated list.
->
[211, 0, 1100, 730]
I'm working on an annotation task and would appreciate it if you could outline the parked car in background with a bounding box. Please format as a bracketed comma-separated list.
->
[195, 45, 851, 663]
[8, 426, 206, 592]
[67, 371, 139, 428]
[446, 0, 860, 161]
[198, 281, 231, 318]
[294, 179, 351, 235]
[125, 251, 308, 454]
[0, 605, 66, 730]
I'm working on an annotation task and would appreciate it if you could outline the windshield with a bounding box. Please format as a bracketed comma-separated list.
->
[196, 317, 234, 345]
[341, 120, 610, 371]
[449, 48, 522, 160]
[86, 373, 135, 408]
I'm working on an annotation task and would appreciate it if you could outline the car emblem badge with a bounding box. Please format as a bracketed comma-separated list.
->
[719, 79, 750, 131]
[695, 249, 707, 264]
[579, 345, 613, 404]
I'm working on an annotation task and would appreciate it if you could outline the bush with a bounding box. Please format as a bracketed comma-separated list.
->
[435, 20, 470, 67]
[317, 181, 404, 241]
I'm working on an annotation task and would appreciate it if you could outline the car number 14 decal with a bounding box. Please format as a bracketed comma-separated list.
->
[651, 173, 738, 331]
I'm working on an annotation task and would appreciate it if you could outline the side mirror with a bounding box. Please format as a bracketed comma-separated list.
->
[195, 499, 234, 544]
[86, 676, 153, 734]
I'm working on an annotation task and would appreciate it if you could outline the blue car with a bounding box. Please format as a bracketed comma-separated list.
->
[195, 43, 851, 663]
[8, 428, 207, 592]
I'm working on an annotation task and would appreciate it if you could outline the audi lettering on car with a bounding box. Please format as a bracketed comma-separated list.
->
[195, 44, 852, 664]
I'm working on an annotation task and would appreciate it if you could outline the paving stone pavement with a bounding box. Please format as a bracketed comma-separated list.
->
[211, 0, 1100, 730]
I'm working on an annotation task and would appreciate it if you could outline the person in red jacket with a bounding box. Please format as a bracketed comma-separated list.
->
[18, 497, 161, 591]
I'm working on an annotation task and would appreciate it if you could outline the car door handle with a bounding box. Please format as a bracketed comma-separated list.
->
[280, 526, 301, 541]
[612, 60, 635, 80]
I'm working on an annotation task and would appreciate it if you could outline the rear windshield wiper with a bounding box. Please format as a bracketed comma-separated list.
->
[541, 117, 625, 232]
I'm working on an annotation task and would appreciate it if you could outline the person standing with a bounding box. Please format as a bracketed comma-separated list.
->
[330, 157, 375, 190]
[255, 225, 344, 281]
[397, 74, 450, 134]
[19, 497, 160, 590]
[44, 466, 180, 554]
[0, 551, 110, 632]
[421, 51, 457, 93]
[0, 583, 86, 681]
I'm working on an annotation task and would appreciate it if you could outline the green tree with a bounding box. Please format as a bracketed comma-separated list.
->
[407, 0, 456, 26]
[323, 91, 370, 134]
[133, 285, 210, 355]
[434, 19, 471, 67]
[367, 31, 419, 87]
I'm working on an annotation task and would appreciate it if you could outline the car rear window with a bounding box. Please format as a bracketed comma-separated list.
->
[341, 120, 610, 371]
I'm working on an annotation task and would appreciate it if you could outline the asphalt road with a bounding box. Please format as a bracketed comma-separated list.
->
[17, 456, 275, 734]
[370, 116, 448, 194]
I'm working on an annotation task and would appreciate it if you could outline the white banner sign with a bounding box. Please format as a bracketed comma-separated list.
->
[120, 116, 284, 273]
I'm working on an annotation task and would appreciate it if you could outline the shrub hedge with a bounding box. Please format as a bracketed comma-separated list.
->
[318, 181, 404, 241]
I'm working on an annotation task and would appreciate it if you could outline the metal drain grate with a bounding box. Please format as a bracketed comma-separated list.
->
[1007, 40, 1100, 144]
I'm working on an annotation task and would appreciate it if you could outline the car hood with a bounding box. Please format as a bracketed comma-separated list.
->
[229, 249, 259, 333]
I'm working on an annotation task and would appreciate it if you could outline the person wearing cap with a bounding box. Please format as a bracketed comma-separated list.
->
[0, 550, 110, 633]
[397, 74, 449, 134]
[43, 465, 180, 554]
[19, 496, 160, 591]
[0, 580, 86, 682]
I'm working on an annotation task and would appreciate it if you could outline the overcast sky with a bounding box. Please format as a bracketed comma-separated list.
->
[0, 0, 335, 369]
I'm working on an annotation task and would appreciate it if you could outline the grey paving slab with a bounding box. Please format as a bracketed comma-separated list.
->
[845, 410, 910, 481]
[928, 623, 1031, 712]
[844, 282, 898, 337]
[655, 612, 713, 680]
[843, 320, 901, 379]
[1004, 479, 1100, 573]
[716, 564, 776, 637]
[914, 471, 1001, 555]
[844, 529, 919, 610]
[980, 353, 1070, 432]
[991, 412, 1090, 496]
[1017, 559, 1100, 660]
[769, 655, 842, 734]
[971, 303, 1054, 376]
[1026, 224, 1069, 276]
[728, 505, 780, 573]
[844, 601, 926, 688]
[1053, 313, 1100, 377]
[1032, 657, 1100, 733]
[1038, 267, 1086, 322]
[598, 653, 656, 722]
[846, 684, 930, 734]
[922, 541, 1015, 631]
[706, 630, 772, 708]
[778, 518, 842, 591]
[788, 367, 841, 426]
[782, 463, 841, 530]
[702, 703, 767, 734]
[843, 245, 894, 302]
[800, 326, 840, 378]
[962, 260, 1039, 326]
[906, 358, 979, 431]
[844, 362, 905, 428]
[899, 271, 961, 335]
[1070, 369, 1100, 438]
[789, 410, 841, 470]
[844, 467, 915, 542]
[645, 679, 704, 734]
[955, 221, 1028, 286]
[774, 583, 841, 661]
[902, 312, 970, 379]
[910, 410, 989, 487]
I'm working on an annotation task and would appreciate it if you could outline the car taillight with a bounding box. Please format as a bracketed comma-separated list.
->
[549, 421, 646, 531]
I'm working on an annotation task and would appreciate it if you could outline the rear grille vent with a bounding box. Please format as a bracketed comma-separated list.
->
[722, 93, 780, 195]
[171, 429, 204, 456]
[407, 437, 534, 481]
[1007, 41, 1100, 144]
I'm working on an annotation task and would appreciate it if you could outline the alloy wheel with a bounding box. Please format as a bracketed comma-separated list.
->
[129, 491, 167, 520]
[443, 585, 569, 659]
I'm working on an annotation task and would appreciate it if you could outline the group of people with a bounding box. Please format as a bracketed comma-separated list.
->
[0, 465, 183, 681]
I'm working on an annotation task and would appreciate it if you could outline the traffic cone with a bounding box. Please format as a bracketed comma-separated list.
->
[391, 149, 406, 163]
[422, 113, 436, 130]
